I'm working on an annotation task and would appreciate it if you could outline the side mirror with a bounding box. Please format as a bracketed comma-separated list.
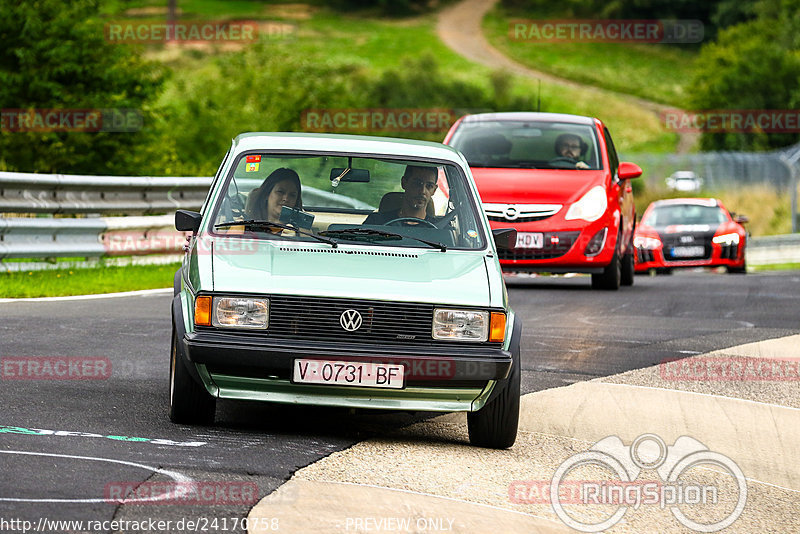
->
[492, 228, 517, 251]
[618, 162, 643, 180]
[734, 215, 749, 225]
[175, 210, 202, 233]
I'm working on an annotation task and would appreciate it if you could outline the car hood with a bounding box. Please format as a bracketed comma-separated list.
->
[209, 238, 491, 306]
[470, 167, 606, 204]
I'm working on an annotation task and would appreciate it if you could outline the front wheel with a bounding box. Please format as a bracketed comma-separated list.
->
[621, 250, 635, 286]
[170, 329, 216, 425]
[591, 250, 621, 290]
[727, 261, 747, 274]
[468, 340, 520, 449]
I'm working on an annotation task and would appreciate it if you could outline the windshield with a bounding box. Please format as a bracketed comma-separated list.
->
[643, 204, 728, 226]
[209, 153, 486, 250]
[449, 120, 601, 170]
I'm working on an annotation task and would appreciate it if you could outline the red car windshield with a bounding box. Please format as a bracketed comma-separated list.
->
[644, 204, 728, 227]
[449, 120, 601, 170]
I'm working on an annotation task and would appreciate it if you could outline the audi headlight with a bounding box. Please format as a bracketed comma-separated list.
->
[712, 233, 740, 246]
[565, 186, 607, 222]
[634, 236, 662, 250]
[433, 309, 489, 342]
[212, 297, 269, 329]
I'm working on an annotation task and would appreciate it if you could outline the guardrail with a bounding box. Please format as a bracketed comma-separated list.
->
[0, 171, 797, 270]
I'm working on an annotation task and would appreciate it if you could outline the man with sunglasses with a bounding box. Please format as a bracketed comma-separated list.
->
[554, 133, 591, 169]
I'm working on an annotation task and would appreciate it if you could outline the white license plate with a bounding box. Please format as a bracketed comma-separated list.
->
[292, 359, 404, 389]
[515, 232, 544, 249]
[671, 246, 705, 257]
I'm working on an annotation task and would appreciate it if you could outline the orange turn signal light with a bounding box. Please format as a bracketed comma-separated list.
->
[194, 296, 212, 326]
[489, 312, 506, 343]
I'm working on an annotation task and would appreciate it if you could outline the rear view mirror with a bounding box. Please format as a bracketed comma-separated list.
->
[492, 228, 517, 251]
[618, 162, 643, 180]
[734, 214, 749, 224]
[175, 210, 202, 233]
[330, 168, 370, 183]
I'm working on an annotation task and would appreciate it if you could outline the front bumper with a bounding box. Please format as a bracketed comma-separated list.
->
[180, 330, 512, 412]
[492, 216, 617, 273]
[635, 241, 745, 271]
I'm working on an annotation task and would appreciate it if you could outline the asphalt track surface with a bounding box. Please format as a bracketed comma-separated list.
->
[0, 270, 798, 532]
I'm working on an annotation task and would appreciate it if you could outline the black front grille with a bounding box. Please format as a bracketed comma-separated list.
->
[487, 214, 553, 223]
[498, 231, 580, 261]
[266, 296, 434, 345]
[660, 233, 713, 261]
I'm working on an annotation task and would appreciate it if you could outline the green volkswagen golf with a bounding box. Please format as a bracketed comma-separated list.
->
[171, 132, 521, 448]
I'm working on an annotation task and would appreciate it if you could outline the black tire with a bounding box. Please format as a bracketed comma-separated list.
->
[169, 329, 216, 425]
[621, 250, 635, 287]
[727, 261, 747, 274]
[468, 335, 520, 449]
[591, 250, 621, 290]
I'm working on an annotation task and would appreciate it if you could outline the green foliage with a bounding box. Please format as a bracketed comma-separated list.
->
[690, 0, 800, 150]
[0, 0, 166, 174]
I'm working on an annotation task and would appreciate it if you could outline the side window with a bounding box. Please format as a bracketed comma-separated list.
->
[604, 128, 620, 180]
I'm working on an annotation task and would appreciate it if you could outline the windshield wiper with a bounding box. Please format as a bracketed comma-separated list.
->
[215, 219, 338, 248]
[320, 228, 446, 252]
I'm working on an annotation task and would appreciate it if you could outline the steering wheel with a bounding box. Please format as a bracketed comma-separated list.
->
[549, 156, 579, 165]
[385, 217, 438, 228]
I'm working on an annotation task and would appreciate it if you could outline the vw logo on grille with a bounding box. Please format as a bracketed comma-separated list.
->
[504, 205, 519, 221]
[339, 309, 363, 332]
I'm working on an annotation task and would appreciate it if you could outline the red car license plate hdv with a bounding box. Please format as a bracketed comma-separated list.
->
[515, 232, 543, 249]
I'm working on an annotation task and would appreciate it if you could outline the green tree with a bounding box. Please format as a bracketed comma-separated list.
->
[689, 0, 800, 150]
[0, 0, 165, 174]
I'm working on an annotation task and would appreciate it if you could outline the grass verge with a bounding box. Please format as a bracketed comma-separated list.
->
[0, 263, 180, 298]
[483, 6, 697, 108]
[749, 263, 800, 272]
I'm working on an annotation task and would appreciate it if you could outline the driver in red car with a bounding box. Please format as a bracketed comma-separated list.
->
[363, 165, 438, 225]
[555, 133, 591, 169]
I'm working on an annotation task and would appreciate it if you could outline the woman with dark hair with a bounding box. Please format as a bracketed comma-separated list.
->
[245, 167, 303, 222]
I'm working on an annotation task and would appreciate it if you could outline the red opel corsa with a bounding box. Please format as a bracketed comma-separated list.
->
[634, 198, 748, 274]
[444, 112, 642, 289]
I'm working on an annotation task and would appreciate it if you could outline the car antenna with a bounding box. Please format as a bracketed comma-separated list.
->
[537, 80, 541, 112]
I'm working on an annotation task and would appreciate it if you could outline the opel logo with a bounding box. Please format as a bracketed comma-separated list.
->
[504, 205, 519, 221]
[340, 309, 363, 332]
[680, 235, 695, 243]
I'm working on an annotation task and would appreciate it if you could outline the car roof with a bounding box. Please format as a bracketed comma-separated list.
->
[232, 132, 464, 162]
[651, 198, 719, 208]
[458, 112, 598, 126]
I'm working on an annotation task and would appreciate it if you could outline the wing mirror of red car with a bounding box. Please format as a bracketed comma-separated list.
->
[492, 228, 517, 251]
[734, 214, 749, 224]
[618, 162, 643, 180]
